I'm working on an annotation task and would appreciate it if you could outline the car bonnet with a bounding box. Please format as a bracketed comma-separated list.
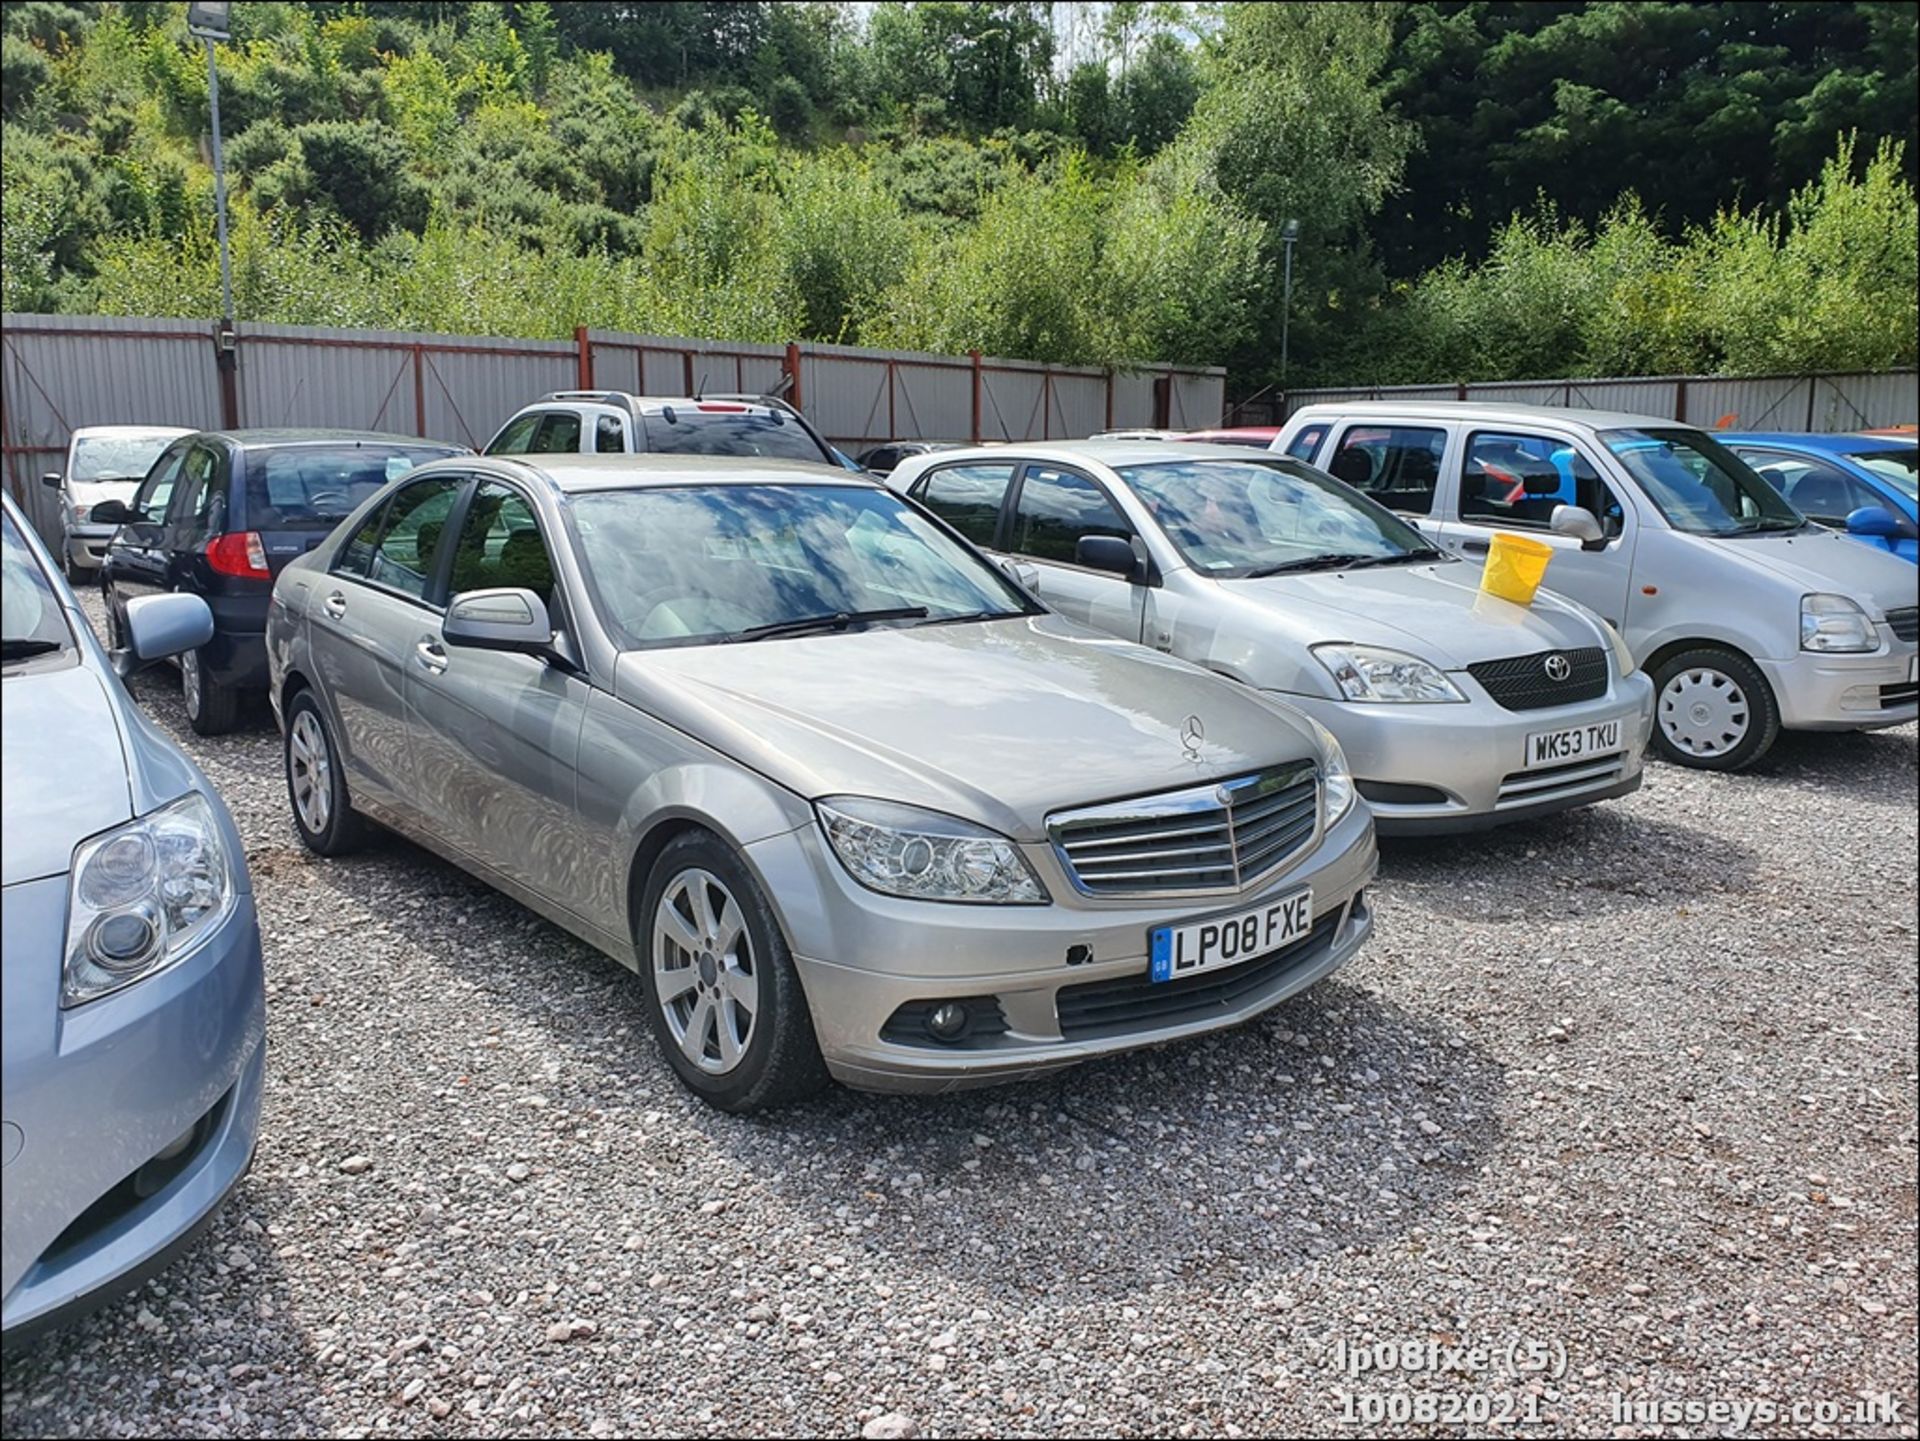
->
[1, 665, 134, 886]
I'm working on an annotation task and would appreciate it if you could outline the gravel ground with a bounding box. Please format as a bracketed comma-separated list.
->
[4, 591, 1916, 1438]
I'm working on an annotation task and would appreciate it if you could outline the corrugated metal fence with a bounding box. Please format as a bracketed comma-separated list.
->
[1, 313, 1225, 543]
[1245, 369, 1919, 431]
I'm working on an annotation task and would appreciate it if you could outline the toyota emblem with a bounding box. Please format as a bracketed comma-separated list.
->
[1544, 653, 1573, 682]
[1180, 714, 1206, 761]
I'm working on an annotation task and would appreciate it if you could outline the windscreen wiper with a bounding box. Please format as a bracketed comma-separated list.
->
[911, 609, 1027, 628]
[0, 638, 64, 661]
[733, 606, 929, 642]
[1347, 547, 1449, 567]
[1242, 553, 1373, 578]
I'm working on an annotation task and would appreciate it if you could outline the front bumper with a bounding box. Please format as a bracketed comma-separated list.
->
[746, 797, 1378, 1093]
[1759, 634, 1919, 731]
[63, 524, 115, 571]
[1, 876, 267, 1341]
[1277, 672, 1655, 836]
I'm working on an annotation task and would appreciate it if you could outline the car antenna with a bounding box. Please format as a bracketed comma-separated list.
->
[694, 370, 708, 400]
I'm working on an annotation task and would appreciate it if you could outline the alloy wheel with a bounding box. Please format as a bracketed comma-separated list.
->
[652, 868, 759, 1075]
[288, 709, 332, 835]
[180, 648, 203, 718]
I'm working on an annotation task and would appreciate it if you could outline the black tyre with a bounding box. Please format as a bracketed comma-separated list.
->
[637, 831, 828, 1113]
[1649, 645, 1781, 771]
[179, 645, 241, 736]
[101, 577, 127, 652]
[284, 688, 367, 855]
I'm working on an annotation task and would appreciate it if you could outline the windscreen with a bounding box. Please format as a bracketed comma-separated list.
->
[1848, 448, 1918, 501]
[1601, 428, 1803, 535]
[2, 508, 73, 660]
[247, 444, 461, 529]
[70, 432, 180, 484]
[571, 483, 1029, 649]
[640, 409, 830, 464]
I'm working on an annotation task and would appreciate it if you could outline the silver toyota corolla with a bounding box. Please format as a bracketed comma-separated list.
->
[265, 455, 1377, 1111]
[889, 442, 1655, 834]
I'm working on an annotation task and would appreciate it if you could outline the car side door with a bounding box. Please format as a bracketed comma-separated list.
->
[907, 459, 1028, 586]
[1427, 425, 1639, 628]
[308, 474, 468, 815]
[164, 441, 230, 603]
[105, 440, 190, 611]
[1318, 421, 1453, 540]
[1000, 463, 1149, 641]
[406, 478, 596, 912]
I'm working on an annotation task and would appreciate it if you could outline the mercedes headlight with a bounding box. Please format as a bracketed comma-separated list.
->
[817, 797, 1047, 904]
[1312, 643, 1467, 703]
[1800, 594, 1876, 653]
[64, 793, 235, 1006]
[1305, 720, 1355, 826]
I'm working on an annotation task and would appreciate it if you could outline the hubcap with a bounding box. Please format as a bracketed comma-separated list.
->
[1660, 667, 1750, 757]
[289, 710, 332, 834]
[652, 869, 757, 1076]
[180, 649, 202, 716]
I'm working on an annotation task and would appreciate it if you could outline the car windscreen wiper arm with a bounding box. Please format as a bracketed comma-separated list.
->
[911, 609, 1027, 628]
[1241, 553, 1373, 578]
[1, 638, 64, 661]
[732, 606, 929, 642]
[1347, 548, 1448, 567]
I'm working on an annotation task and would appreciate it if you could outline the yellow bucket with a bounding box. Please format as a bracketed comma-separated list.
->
[1480, 532, 1554, 606]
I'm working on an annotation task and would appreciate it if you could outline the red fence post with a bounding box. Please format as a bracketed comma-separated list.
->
[1456, 381, 1468, 402]
[683, 350, 696, 395]
[784, 341, 803, 411]
[413, 344, 427, 437]
[575, 325, 593, 390]
[970, 350, 982, 443]
[1674, 378, 1688, 423]
[1105, 369, 1114, 431]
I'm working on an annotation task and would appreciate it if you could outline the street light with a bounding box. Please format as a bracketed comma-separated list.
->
[1279, 218, 1300, 393]
[186, 2, 234, 328]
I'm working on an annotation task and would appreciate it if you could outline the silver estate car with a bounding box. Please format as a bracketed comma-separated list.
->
[888, 442, 1654, 835]
[1276, 404, 1919, 769]
[2, 493, 265, 1340]
[265, 455, 1377, 1111]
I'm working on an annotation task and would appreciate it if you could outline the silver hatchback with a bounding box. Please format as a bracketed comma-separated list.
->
[265, 455, 1377, 1111]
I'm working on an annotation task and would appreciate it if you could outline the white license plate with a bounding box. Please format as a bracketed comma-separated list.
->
[1525, 720, 1621, 768]
[1149, 890, 1313, 984]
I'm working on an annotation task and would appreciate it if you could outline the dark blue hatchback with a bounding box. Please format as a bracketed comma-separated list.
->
[97, 430, 467, 733]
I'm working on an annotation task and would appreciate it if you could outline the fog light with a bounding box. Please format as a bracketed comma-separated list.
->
[926, 1002, 969, 1041]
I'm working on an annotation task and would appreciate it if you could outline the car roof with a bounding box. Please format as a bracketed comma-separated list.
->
[69, 424, 194, 440]
[895, 439, 1298, 471]
[1719, 430, 1915, 453]
[467, 452, 879, 494]
[1283, 400, 1690, 432]
[192, 428, 467, 451]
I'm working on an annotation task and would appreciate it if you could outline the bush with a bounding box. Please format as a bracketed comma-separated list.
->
[1, 32, 51, 118]
[763, 72, 811, 141]
[290, 119, 431, 239]
[225, 118, 294, 179]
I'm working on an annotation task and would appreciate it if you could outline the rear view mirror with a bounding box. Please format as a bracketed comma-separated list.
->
[89, 499, 135, 526]
[443, 587, 554, 654]
[1550, 504, 1608, 551]
[118, 593, 214, 673]
[1076, 535, 1143, 580]
[1846, 504, 1909, 540]
[42, 472, 61, 488]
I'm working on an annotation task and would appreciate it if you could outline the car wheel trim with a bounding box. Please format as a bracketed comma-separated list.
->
[289, 709, 332, 834]
[653, 867, 757, 1075]
[1659, 667, 1750, 756]
[180, 649, 202, 717]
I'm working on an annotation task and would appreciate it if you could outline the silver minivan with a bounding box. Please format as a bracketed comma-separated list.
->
[1276, 403, 1919, 769]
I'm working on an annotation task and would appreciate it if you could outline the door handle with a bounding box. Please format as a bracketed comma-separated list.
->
[322, 591, 347, 618]
[1461, 541, 1490, 556]
[414, 639, 448, 674]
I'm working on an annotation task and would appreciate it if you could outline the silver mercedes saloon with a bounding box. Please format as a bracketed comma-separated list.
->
[265, 454, 1377, 1111]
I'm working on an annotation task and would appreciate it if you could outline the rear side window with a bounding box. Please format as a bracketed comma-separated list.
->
[1009, 467, 1134, 564]
[1460, 431, 1623, 536]
[1285, 424, 1327, 461]
[640, 409, 828, 464]
[248, 446, 449, 530]
[527, 412, 583, 454]
[917, 463, 1015, 545]
[488, 413, 539, 455]
[335, 477, 464, 600]
[176, 446, 222, 528]
[595, 414, 626, 453]
[449, 482, 555, 608]
[1326, 425, 1445, 514]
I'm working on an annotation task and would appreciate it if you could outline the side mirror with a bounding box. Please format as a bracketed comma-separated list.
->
[121, 592, 214, 669]
[444, 587, 554, 655]
[1845, 504, 1905, 540]
[1076, 534, 1143, 580]
[42, 472, 61, 488]
[89, 499, 135, 526]
[1550, 504, 1608, 552]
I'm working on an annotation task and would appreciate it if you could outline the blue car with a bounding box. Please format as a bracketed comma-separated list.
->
[1, 492, 265, 1341]
[1723, 431, 1920, 563]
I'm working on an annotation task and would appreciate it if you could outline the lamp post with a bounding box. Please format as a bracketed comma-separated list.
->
[1279, 218, 1300, 392]
[186, 1, 234, 326]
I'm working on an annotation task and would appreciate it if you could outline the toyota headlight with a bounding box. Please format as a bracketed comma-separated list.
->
[817, 797, 1047, 904]
[64, 793, 235, 1006]
[1312, 643, 1467, 703]
[1306, 719, 1355, 826]
[1800, 594, 1877, 653]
